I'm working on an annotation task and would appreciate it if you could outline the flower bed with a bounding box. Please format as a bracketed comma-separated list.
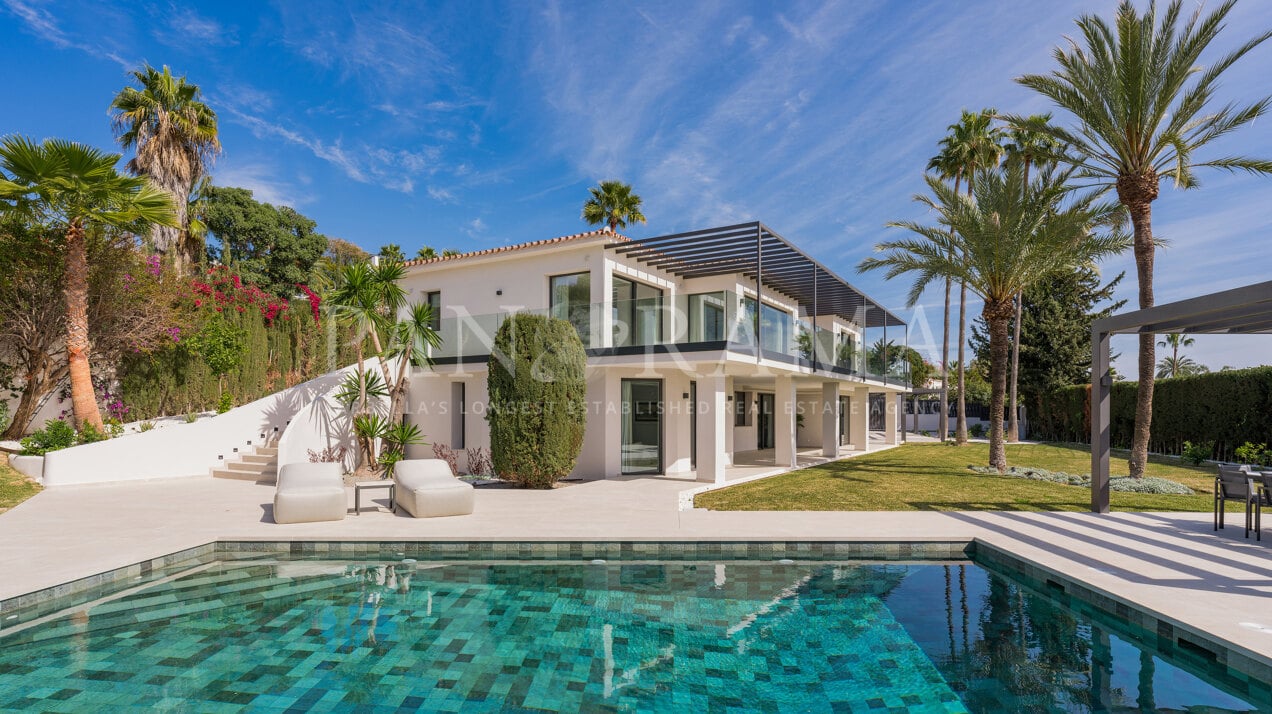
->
[968, 465, 1194, 495]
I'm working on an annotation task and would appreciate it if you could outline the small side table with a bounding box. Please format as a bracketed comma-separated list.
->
[354, 480, 395, 515]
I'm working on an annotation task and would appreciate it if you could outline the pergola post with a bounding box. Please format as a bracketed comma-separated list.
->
[1091, 325, 1112, 514]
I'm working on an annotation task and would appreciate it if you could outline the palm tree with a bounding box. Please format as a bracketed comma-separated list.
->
[1156, 354, 1207, 378]
[1012, 0, 1272, 476]
[385, 302, 442, 426]
[862, 164, 1127, 471]
[1002, 114, 1061, 442]
[110, 64, 220, 275]
[925, 146, 963, 441]
[379, 244, 405, 263]
[582, 180, 647, 232]
[945, 109, 1004, 444]
[0, 137, 176, 429]
[325, 261, 408, 404]
[416, 246, 437, 260]
[1157, 332, 1194, 364]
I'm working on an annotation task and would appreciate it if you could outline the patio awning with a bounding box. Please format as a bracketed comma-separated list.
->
[608, 221, 905, 329]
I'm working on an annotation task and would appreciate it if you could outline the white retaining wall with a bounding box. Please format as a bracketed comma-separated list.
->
[40, 361, 367, 487]
[276, 358, 391, 473]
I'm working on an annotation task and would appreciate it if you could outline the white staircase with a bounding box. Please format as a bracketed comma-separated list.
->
[212, 445, 279, 483]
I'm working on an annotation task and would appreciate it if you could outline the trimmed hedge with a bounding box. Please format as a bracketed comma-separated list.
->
[1032, 367, 1272, 462]
[118, 302, 359, 419]
[486, 313, 587, 488]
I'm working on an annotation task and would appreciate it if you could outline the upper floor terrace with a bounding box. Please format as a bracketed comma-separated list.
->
[400, 222, 910, 385]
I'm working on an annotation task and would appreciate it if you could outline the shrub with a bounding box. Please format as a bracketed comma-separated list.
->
[19, 419, 78, 455]
[308, 445, 348, 463]
[969, 423, 987, 439]
[466, 446, 492, 477]
[433, 443, 458, 475]
[1234, 441, 1269, 467]
[103, 417, 125, 439]
[968, 465, 1193, 495]
[1033, 367, 1272, 461]
[216, 392, 234, 414]
[184, 412, 199, 423]
[377, 449, 404, 477]
[138, 420, 156, 432]
[486, 314, 586, 489]
[1181, 440, 1213, 466]
[77, 422, 108, 445]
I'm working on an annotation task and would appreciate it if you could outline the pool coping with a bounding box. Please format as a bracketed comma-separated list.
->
[2, 537, 1269, 692]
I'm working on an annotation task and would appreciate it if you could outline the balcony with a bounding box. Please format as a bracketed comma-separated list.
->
[428, 289, 908, 385]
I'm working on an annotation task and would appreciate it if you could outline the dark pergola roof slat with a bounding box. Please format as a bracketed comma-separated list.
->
[609, 221, 904, 328]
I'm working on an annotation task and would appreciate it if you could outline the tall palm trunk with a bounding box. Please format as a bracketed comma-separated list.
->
[1007, 293, 1022, 442]
[939, 172, 962, 442]
[64, 220, 104, 430]
[955, 282, 968, 444]
[1118, 174, 1158, 478]
[940, 278, 951, 441]
[1007, 158, 1031, 443]
[985, 299, 1014, 472]
[151, 175, 191, 273]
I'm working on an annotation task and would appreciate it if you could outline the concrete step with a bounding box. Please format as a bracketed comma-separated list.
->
[211, 468, 276, 483]
[240, 453, 277, 465]
[254, 446, 279, 456]
[226, 461, 275, 474]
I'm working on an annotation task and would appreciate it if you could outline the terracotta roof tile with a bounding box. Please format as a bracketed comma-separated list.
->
[401, 228, 629, 268]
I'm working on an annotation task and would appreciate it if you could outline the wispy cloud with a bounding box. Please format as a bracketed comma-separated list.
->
[464, 218, 486, 238]
[158, 6, 235, 47]
[3, 0, 132, 68]
[212, 163, 308, 208]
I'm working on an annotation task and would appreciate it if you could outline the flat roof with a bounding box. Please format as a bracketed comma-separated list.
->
[609, 221, 906, 328]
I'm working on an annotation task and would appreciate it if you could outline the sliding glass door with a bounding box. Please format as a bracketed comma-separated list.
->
[621, 379, 662, 474]
[612, 276, 662, 347]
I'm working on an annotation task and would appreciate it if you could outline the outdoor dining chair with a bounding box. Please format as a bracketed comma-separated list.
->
[1215, 465, 1261, 540]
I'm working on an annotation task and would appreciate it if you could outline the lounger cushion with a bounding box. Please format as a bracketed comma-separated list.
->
[274, 462, 347, 524]
[394, 459, 475, 518]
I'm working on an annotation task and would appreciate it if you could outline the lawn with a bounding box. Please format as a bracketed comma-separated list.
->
[0, 455, 41, 514]
[695, 442, 1223, 512]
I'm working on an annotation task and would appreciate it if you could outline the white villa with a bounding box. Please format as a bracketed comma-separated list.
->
[398, 222, 910, 483]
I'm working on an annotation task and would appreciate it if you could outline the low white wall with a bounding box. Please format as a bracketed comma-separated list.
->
[276, 358, 386, 473]
[41, 363, 364, 487]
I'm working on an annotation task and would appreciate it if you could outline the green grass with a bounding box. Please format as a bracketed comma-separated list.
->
[695, 442, 1223, 512]
[0, 455, 41, 514]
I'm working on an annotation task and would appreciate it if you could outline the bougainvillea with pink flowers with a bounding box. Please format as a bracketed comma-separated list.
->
[188, 266, 295, 325]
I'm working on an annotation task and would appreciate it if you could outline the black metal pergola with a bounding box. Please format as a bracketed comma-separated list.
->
[1090, 280, 1272, 512]
[609, 221, 906, 330]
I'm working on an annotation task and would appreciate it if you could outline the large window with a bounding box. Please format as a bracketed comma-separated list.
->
[687, 292, 726, 342]
[425, 291, 441, 331]
[549, 272, 591, 346]
[612, 276, 663, 347]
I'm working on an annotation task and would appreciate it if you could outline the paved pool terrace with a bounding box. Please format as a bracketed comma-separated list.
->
[1, 467, 1270, 686]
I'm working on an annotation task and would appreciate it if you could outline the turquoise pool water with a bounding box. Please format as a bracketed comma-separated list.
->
[0, 559, 1265, 712]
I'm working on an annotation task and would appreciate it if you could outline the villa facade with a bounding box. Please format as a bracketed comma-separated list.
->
[398, 222, 909, 482]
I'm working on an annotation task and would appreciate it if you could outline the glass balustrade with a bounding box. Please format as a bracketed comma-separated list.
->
[426, 289, 895, 381]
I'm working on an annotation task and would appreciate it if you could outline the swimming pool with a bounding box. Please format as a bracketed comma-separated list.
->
[0, 554, 1266, 712]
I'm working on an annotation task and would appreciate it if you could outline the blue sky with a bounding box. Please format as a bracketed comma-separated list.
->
[3, 0, 1271, 373]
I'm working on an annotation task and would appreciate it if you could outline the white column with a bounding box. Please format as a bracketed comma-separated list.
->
[885, 392, 900, 445]
[696, 375, 727, 483]
[603, 373, 623, 477]
[821, 381, 840, 457]
[775, 374, 797, 467]
[849, 386, 869, 452]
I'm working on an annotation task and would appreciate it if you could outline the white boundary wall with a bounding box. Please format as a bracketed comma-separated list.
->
[41, 361, 368, 487]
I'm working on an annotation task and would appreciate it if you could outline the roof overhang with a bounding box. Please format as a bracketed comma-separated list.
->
[608, 221, 905, 329]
